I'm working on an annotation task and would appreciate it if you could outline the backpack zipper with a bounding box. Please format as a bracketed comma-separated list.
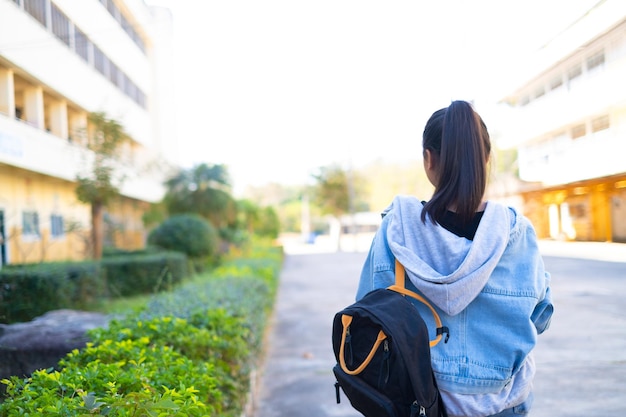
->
[345, 327, 353, 366]
[378, 339, 390, 388]
[410, 401, 426, 417]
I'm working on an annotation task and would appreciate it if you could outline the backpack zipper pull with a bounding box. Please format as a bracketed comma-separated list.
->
[334, 382, 341, 404]
[378, 339, 390, 388]
[346, 327, 353, 366]
[410, 402, 426, 417]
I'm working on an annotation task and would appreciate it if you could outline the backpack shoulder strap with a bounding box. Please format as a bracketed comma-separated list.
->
[387, 259, 449, 347]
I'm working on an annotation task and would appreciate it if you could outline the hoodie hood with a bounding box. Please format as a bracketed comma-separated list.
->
[385, 195, 513, 316]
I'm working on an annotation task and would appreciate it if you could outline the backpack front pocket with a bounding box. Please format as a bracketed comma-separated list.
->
[333, 364, 399, 417]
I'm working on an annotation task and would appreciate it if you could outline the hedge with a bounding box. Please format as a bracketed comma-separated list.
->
[0, 244, 283, 416]
[0, 251, 189, 324]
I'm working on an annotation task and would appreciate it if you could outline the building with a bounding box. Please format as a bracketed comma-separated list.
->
[0, 0, 177, 264]
[499, 0, 626, 243]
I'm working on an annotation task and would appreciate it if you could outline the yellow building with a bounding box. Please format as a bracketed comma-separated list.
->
[499, 0, 626, 243]
[0, 0, 177, 264]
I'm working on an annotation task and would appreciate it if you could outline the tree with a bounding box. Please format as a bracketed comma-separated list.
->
[163, 163, 238, 241]
[75, 112, 128, 260]
[237, 199, 280, 239]
[311, 164, 360, 217]
[311, 164, 366, 249]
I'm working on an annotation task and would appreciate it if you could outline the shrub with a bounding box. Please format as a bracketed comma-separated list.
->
[101, 251, 188, 297]
[148, 214, 218, 260]
[0, 242, 283, 416]
[0, 262, 103, 323]
[0, 338, 220, 416]
[0, 252, 189, 324]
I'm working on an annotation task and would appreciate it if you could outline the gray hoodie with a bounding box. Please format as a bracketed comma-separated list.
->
[385, 195, 511, 316]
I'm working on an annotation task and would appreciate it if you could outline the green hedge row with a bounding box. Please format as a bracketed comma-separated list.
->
[0, 251, 189, 324]
[0, 244, 283, 417]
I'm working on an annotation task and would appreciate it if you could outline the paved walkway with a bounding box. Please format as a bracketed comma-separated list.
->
[251, 240, 626, 417]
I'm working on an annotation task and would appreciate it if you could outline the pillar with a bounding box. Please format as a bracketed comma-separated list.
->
[48, 100, 68, 139]
[23, 86, 44, 129]
[0, 68, 15, 118]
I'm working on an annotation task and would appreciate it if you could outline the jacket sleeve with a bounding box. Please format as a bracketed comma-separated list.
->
[356, 213, 396, 301]
[532, 271, 554, 334]
[513, 212, 554, 335]
[356, 244, 375, 300]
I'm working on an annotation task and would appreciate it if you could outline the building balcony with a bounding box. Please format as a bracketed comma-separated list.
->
[500, 58, 626, 148]
[0, 113, 165, 202]
[518, 129, 626, 185]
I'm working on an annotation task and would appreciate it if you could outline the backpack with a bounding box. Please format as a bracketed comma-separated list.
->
[332, 259, 449, 417]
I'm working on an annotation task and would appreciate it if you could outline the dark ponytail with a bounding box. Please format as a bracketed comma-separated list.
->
[421, 100, 491, 225]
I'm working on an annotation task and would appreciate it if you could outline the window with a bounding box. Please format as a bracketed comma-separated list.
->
[93, 45, 107, 76]
[108, 61, 119, 86]
[24, 0, 46, 26]
[22, 211, 40, 237]
[591, 115, 609, 132]
[534, 86, 545, 99]
[120, 14, 132, 36]
[107, 0, 120, 21]
[14, 0, 146, 107]
[51, 4, 71, 46]
[120, 14, 145, 52]
[74, 26, 90, 62]
[568, 65, 582, 81]
[587, 51, 605, 72]
[136, 89, 146, 108]
[571, 124, 586, 139]
[549, 75, 563, 90]
[50, 214, 64, 238]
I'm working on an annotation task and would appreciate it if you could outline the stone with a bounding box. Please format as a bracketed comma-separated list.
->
[0, 309, 111, 388]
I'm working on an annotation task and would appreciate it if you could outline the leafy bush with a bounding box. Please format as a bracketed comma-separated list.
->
[101, 251, 188, 297]
[1, 337, 220, 416]
[0, 243, 283, 417]
[148, 214, 218, 260]
[0, 262, 103, 323]
[0, 252, 189, 324]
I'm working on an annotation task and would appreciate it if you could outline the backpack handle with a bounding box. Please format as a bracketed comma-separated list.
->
[387, 259, 448, 348]
[338, 314, 387, 375]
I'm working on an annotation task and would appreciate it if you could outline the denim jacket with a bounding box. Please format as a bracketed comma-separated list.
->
[356, 196, 553, 416]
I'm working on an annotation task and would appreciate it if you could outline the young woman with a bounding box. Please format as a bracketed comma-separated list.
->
[356, 100, 553, 417]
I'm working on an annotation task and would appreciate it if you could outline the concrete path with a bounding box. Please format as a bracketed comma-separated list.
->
[251, 240, 626, 417]
[251, 251, 366, 417]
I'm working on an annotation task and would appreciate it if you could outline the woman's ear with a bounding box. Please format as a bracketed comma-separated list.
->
[423, 149, 435, 171]
[423, 149, 439, 186]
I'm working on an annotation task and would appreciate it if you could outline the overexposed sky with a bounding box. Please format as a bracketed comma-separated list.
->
[145, 0, 600, 194]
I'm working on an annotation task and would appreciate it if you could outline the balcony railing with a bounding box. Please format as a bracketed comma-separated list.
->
[501, 58, 626, 147]
[0, 114, 165, 202]
[519, 129, 626, 185]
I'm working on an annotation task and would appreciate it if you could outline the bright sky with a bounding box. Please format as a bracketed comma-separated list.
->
[145, 0, 600, 194]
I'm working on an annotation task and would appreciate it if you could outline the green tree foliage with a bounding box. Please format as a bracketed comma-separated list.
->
[358, 159, 432, 211]
[311, 164, 367, 217]
[242, 183, 308, 234]
[163, 163, 237, 237]
[236, 200, 280, 239]
[148, 214, 218, 260]
[75, 112, 128, 260]
[256, 206, 280, 238]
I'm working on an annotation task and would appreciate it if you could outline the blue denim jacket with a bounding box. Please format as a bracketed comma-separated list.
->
[356, 196, 553, 415]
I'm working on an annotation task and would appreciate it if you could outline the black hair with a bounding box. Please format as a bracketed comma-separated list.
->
[421, 100, 491, 225]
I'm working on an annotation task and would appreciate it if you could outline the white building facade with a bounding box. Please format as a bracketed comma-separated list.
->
[500, 0, 626, 243]
[0, 0, 176, 263]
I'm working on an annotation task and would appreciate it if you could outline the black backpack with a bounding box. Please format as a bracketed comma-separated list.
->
[332, 260, 449, 417]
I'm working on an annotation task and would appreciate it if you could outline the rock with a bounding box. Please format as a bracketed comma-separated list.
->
[0, 309, 111, 388]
